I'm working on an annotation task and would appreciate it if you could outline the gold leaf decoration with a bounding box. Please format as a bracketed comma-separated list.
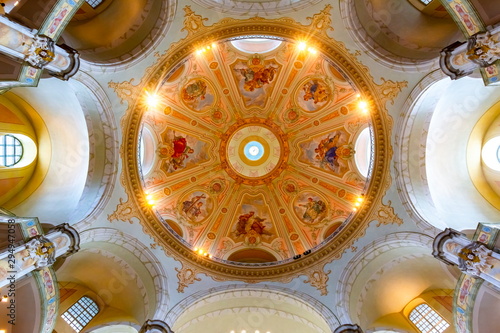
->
[182, 6, 208, 36]
[175, 264, 202, 293]
[373, 200, 403, 227]
[307, 4, 334, 36]
[107, 197, 137, 224]
[108, 78, 140, 105]
[303, 264, 332, 296]
[375, 78, 408, 106]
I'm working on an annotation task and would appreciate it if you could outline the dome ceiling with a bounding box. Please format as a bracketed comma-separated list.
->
[138, 38, 371, 264]
[113, 7, 398, 285]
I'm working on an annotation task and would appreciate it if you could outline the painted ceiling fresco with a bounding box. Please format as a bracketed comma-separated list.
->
[139, 39, 371, 264]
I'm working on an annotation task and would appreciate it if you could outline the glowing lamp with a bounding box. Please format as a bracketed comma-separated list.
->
[145, 92, 159, 108]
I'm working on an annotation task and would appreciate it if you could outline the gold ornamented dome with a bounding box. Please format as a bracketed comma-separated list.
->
[122, 7, 393, 282]
[139, 39, 370, 262]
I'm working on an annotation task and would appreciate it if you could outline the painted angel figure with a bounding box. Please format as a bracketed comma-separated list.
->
[315, 133, 341, 171]
[299, 197, 326, 223]
[171, 135, 194, 170]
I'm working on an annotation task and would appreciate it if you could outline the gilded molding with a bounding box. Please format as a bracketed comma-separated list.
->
[108, 79, 141, 106]
[303, 263, 332, 296]
[175, 264, 203, 293]
[107, 197, 136, 224]
[375, 78, 408, 106]
[372, 200, 403, 227]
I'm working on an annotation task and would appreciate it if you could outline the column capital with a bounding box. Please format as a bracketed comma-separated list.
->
[48, 223, 80, 256]
[140, 319, 174, 333]
[432, 227, 465, 266]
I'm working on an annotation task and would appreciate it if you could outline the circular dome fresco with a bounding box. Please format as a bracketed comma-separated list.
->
[137, 37, 375, 268]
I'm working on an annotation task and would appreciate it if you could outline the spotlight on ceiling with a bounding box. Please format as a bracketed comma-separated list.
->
[303, 249, 311, 255]
[293, 254, 302, 260]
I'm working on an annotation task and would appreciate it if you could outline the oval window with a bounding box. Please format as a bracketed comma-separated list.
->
[354, 127, 372, 178]
[231, 38, 283, 54]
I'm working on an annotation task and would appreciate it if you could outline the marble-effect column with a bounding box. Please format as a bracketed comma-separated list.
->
[433, 228, 500, 288]
[0, 222, 79, 288]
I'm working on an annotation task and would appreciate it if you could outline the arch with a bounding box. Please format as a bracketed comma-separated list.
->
[335, 232, 456, 327]
[394, 69, 448, 235]
[230, 38, 284, 54]
[64, 0, 176, 68]
[166, 284, 340, 332]
[396, 71, 500, 232]
[6, 76, 117, 225]
[339, 0, 459, 72]
[226, 248, 278, 263]
[67, 71, 119, 227]
[469, 99, 500, 213]
[78, 228, 169, 320]
[0, 275, 41, 333]
[89, 322, 141, 333]
[0, 91, 49, 210]
[6, 79, 90, 223]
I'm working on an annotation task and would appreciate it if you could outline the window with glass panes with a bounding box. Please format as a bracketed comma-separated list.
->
[61, 296, 99, 332]
[85, 0, 104, 9]
[0, 135, 23, 167]
[419, 0, 432, 4]
[409, 303, 449, 333]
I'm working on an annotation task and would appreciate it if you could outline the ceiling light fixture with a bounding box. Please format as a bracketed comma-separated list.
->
[358, 100, 368, 112]
[145, 91, 160, 108]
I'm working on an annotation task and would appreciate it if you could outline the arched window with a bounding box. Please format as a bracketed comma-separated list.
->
[230, 37, 283, 54]
[61, 296, 99, 332]
[0, 134, 23, 167]
[0, 133, 37, 168]
[85, 0, 104, 9]
[409, 303, 449, 333]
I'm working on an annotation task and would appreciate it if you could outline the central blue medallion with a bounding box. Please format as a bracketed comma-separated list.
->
[244, 141, 264, 161]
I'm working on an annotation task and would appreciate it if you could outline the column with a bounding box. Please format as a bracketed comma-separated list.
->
[0, 15, 79, 88]
[333, 324, 363, 333]
[0, 221, 80, 288]
[140, 319, 174, 333]
[433, 228, 500, 288]
[441, 25, 500, 80]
